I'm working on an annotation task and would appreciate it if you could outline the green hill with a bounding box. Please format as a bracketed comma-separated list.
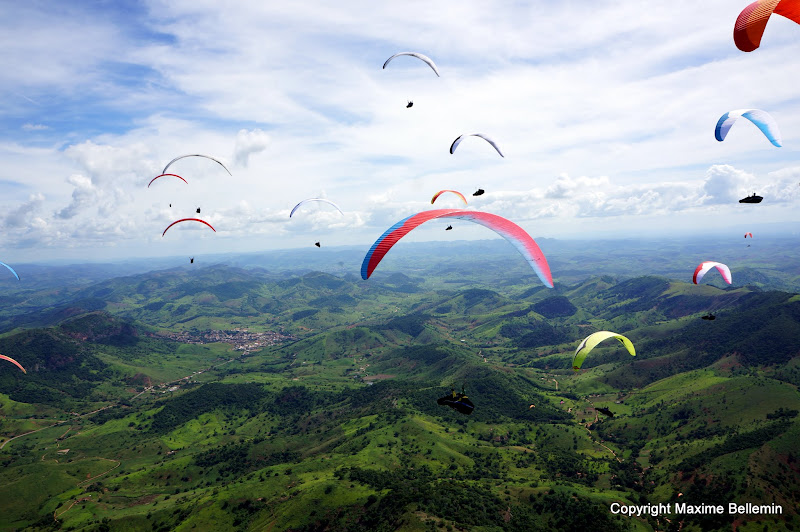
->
[0, 264, 798, 531]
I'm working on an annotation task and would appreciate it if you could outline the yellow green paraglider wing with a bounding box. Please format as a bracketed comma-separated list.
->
[572, 331, 635, 371]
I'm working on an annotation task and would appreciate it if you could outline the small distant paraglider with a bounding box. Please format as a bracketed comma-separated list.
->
[739, 193, 763, 203]
[406, 101, 413, 108]
[162, 154, 232, 176]
[1, 354, 26, 374]
[196, 207, 201, 214]
[701, 314, 716, 320]
[315, 242, 321, 248]
[289, 198, 344, 218]
[473, 189, 485, 196]
[450, 134, 504, 157]
[716, 109, 782, 147]
[0, 261, 20, 281]
[383, 52, 440, 77]
[162, 218, 216, 237]
[745, 232, 753, 238]
[693, 261, 732, 285]
[431, 190, 468, 206]
[734, 0, 800, 52]
[148, 173, 187, 188]
[595, 407, 615, 418]
[445, 225, 453, 231]
[190, 257, 194, 264]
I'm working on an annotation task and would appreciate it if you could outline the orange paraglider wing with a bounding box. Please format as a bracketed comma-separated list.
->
[0, 354, 26, 374]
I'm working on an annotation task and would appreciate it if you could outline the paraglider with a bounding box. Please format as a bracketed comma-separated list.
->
[739, 193, 763, 203]
[315, 242, 321, 248]
[595, 407, 615, 418]
[162, 218, 217, 237]
[572, 331, 636, 371]
[445, 225, 453, 231]
[383, 52, 440, 77]
[473, 189, 485, 196]
[734, 0, 800, 52]
[0, 261, 20, 281]
[701, 314, 716, 320]
[0, 354, 26, 374]
[693, 261, 732, 285]
[715, 109, 782, 147]
[436, 387, 474, 415]
[406, 101, 413, 108]
[163, 154, 232, 176]
[450, 134, 504, 157]
[289, 198, 344, 218]
[431, 190, 468, 206]
[190, 257, 194, 264]
[745, 232, 753, 238]
[148, 173, 187, 188]
[361, 209, 554, 288]
[196, 207, 201, 214]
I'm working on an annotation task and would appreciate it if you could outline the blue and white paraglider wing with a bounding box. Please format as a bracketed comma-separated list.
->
[715, 109, 782, 147]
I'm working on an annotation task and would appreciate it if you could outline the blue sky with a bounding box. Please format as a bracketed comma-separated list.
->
[1, 0, 799, 263]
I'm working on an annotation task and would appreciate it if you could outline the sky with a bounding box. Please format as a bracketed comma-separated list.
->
[1, 0, 800, 263]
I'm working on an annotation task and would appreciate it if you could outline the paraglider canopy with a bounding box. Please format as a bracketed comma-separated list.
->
[190, 257, 194, 264]
[715, 109, 782, 147]
[163, 154, 232, 176]
[572, 331, 636, 371]
[289, 198, 344, 218]
[315, 242, 321, 248]
[693, 261, 732, 285]
[0, 354, 26, 374]
[0, 261, 20, 281]
[431, 190, 467, 206]
[406, 101, 413, 108]
[162, 218, 217, 237]
[595, 407, 614, 418]
[734, 0, 800, 52]
[445, 225, 453, 231]
[148, 173, 187, 188]
[383, 52, 440, 76]
[450, 133, 504, 157]
[473, 189, 485, 196]
[361, 209, 553, 288]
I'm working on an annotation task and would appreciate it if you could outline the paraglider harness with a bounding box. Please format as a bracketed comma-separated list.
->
[437, 385, 474, 415]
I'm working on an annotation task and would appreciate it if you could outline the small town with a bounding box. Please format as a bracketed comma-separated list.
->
[153, 328, 295, 351]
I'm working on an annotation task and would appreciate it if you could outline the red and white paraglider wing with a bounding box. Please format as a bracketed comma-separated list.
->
[693, 261, 732, 285]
